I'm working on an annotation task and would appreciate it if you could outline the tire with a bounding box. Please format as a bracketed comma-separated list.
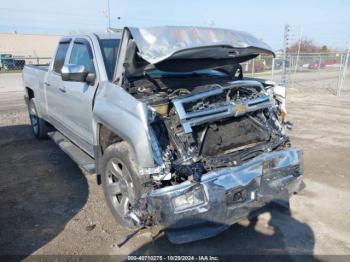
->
[28, 99, 49, 139]
[101, 141, 149, 229]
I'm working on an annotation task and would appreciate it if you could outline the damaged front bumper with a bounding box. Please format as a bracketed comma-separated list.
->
[148, 147, 304, 244]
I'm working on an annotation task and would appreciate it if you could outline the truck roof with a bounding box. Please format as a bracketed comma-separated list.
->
[95, 32, 122, 40]
[61, 32, 121, 41]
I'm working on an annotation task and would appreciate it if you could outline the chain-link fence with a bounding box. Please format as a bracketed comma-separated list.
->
[244, 52, 350, 96]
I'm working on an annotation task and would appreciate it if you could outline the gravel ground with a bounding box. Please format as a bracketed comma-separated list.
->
[0, 74, 350, 259]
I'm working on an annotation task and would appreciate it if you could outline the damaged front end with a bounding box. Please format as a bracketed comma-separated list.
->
[132, 80, 304, 243]
[148, 148, 303, 244]
[113, 26, 304, 243]
[146, 80, 292, 184]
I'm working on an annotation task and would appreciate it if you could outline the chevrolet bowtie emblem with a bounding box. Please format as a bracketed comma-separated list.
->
[234, 104, 247, 113]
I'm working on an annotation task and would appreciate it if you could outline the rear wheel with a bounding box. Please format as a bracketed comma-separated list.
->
[101, 142, 148, 228]
[28, 99, 49, 139]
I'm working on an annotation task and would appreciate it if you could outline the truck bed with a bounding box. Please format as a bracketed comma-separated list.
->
[22, 64, 50, 117]
[24, 64, 49, 72]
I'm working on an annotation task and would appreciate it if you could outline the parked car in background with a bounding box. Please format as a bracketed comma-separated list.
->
[0, 54, 26, 71]
[22, 26, 304, 244]
[324, 59, 337, 66]
[0, 54, 15, 71]
[308, 61, 326, 70]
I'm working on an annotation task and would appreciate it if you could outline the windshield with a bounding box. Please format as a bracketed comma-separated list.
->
[100, 39, 120, 80]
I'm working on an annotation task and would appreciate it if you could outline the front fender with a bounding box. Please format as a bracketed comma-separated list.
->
[93, 82, 156, 168]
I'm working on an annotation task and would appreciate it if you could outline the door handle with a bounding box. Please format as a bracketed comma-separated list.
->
[58, 87, 66, 93]
[44, 82, 50, 87]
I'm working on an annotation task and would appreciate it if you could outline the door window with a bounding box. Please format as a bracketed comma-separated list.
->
[53, 42, 70, 74]
[69, 42, 95, 73]
[100, 39, 120, 80]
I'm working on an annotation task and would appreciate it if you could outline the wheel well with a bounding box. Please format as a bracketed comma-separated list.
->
[26, 87, 34, 99]
[99, 125, 123, 153]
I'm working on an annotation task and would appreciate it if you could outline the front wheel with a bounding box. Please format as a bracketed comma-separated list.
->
[101, 142, 149, 229]
[28, 99, 49, 139]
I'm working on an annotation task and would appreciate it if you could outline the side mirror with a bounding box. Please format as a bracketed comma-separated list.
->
[61, 64, 90, 83]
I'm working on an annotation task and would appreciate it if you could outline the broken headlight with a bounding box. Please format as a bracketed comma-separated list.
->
[172, 186, 206, 212]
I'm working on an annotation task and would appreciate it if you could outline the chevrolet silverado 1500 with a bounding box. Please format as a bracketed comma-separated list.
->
[22, 26, 304, 243]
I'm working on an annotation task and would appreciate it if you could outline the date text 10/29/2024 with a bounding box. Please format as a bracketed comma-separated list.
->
[127, 256, 219, 261]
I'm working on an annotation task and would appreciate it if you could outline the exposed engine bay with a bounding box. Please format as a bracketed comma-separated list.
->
[124, 74, 289, 188]
[101, 27, 303, 243]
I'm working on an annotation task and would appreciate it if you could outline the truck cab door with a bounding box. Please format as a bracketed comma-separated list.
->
[58, 38, 97, 156]
[45, 40, 71, 133]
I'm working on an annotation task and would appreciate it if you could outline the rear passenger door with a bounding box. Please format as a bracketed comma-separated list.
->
[59, 38, 97, 156]
[45, 39, 71, 131]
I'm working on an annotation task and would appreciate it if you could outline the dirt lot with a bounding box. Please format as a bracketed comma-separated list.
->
[0, 74, 350, 258]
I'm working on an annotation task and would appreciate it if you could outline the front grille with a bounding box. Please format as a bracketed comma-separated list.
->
[200, 116, 270, 157]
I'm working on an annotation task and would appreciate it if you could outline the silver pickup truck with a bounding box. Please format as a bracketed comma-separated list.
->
[23, 26, 304, 243]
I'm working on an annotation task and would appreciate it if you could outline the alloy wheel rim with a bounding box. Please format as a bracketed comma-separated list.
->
[106, 158, 135, 218]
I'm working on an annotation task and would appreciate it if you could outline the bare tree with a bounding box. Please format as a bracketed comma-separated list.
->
[288, 38, 322, 53]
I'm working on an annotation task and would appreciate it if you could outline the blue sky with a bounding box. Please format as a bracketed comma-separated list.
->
[0, 0, 349, 50]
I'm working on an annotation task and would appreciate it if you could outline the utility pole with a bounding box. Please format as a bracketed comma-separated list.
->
[281, 24, 290, 86]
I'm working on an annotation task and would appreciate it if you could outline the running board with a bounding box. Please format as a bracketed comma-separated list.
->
[48, 131, 95, 174]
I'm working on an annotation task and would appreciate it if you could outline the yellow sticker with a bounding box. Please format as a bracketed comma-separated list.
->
[235, 104, 247, 113]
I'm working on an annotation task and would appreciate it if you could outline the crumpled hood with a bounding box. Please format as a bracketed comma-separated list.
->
[127, 26, 275, 65]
